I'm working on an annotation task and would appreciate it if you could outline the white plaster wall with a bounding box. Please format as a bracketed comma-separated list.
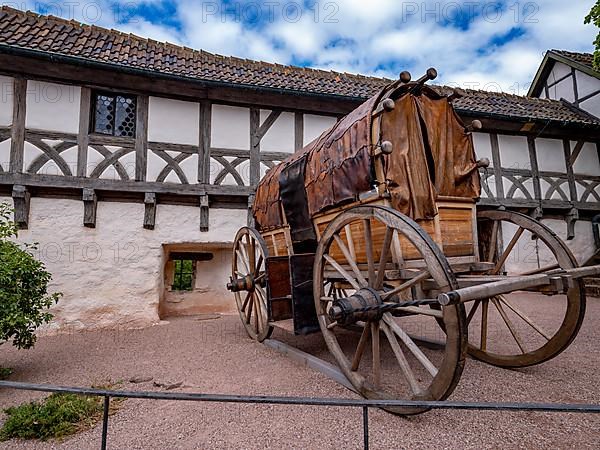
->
[211, 104, 250, 150]
[472, 132, 493, 166]
[0, 138, 11, 171]
[147, 96, 199, 145]
[0, 196, 245, 332]
[260, 110, 294, 153]
[550, 77, 575, 103]
[304, 114, 337, 146]
[25, 80, 80, 134]
[536, 138, 566, 172]
[550, 62, 572, 81]
[575, 69, 599, 99]
[0, 75, 13, 126]
[580, 94, 600, 118]
[572, 142, 600, 176]
[504, 219, 596, 274]
[498, 135, 530, 170]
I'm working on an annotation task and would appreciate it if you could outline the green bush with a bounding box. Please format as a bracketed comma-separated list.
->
[0, 393, 102, 441]
[0, 202, 61, 349]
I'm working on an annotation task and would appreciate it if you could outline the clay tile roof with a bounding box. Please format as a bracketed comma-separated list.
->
[0, 6, 599, 127]
[552, 49, 594, 70]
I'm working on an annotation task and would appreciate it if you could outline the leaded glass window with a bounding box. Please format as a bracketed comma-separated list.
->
[92, 92, 137, 137]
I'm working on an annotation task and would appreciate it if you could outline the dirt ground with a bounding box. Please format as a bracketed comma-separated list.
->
[1, 297, 599, 449]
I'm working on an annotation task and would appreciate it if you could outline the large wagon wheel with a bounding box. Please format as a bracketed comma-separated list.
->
[231, 227, 273, 342]
[468, 210, 586, 367]
[314, 205, 467, 415]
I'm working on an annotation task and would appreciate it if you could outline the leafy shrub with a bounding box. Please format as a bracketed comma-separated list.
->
[0, 393, 102, 441]
[0, 202, 61, 349]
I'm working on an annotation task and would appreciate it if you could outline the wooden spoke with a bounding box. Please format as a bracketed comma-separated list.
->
[326, 321, 338, 330]
[248, 235, 256, 273]
[236, 249, 250, 274]
[320, 296, 334, 303]
[333, 234, 368, 287]
[363, 219, 376, 286]
[375, 226, 394, 290]
[381, 270, 430, 301]
[344, 225, 357, 260]
[383, 314, 438, 377]
[491, 297, 527, 354]
[255, 286, 269, 310]
[395, 306, 443, 318]
[467, 300, 481, 325]
[381, 322, 421, 395]
[324, 254, 362, 290]
[487, 220, 499, 262]
[371, 321, 381, 388]
[241, 291, 252, 313]
[498, 295, 551, 341]
[492, 226, 524, 274]
[254, 255, 263, 277]
[245, 293, 254, 324]
[518, 263, 560, 277]
[235, 270, 245, 278]
[254, 273, 266, 284]
[253, 295, 259, 333]
[480, 299, 489, 351]
[351, 324, 371, 371]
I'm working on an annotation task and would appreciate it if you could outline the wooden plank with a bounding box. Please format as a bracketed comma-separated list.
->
[569, 141, 585, 165]
[11, 184, 30, 229]
[82, 188, 97, 228]
[135, 94, 149, 181]
[527, 137, 542, 203]
[294, 113, 304, 151]
[249, 108, 260, 187]
[199, 193, 209, 232]
[9, 78, 26, 173]
[143, 192, 156, 230]
[263, 339, 358, 394]
[77, 87, 91, 177]
[490, 133, 504, 199]
[563, 139, 578, 203]
[198, 101, 211, 183]
[256, 110, 281, 140]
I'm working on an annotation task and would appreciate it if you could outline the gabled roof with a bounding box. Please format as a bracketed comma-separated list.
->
[0, 6, 599, 128]
[528, 49, 598, 97]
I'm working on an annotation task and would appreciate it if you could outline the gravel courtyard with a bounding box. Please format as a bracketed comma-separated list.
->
[1, 298, 599, 449]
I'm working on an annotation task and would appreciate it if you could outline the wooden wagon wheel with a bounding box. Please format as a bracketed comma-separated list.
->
[314, 205, 467, 415]
[468, 210, 586, 367]
[231, 227, 273, 342]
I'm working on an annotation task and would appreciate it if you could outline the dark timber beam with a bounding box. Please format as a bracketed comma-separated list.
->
[11, 184, 30, 229]
[9, 78, 26, 173]
[143, 192, 156, 230]
[77, 87, 91, 177]
[200, 194, 209, 232]
[198, 101, 212, 183]
[82, 188, 97, 228]
[249, 108, 261, 187]
[295, 113, 304, 151]
[135, 95, 149, 181]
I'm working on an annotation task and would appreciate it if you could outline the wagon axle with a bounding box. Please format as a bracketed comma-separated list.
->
[227, 275, 256, 293]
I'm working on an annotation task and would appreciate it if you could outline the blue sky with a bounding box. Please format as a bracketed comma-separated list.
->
[11, 1, 598, 92]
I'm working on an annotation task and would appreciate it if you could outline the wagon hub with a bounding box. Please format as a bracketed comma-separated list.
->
[227, 275, 255, 293]
[328, 287, 383, 325]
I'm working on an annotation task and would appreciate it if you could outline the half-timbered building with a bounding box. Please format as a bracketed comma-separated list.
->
[0, 7, 598, 330]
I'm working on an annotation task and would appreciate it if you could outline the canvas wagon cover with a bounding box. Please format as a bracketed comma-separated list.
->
[252, 84, 480, 231]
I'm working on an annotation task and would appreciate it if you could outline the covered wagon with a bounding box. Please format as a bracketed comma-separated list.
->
[227, 69, 599, 414]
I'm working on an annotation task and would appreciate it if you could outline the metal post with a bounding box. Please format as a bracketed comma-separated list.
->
[362, 406, 369, 450]
[101, 396, 110, 450]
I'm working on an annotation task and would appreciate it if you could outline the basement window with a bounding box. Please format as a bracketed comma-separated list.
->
[92, 91, 137, 138]
[172, 259, 195, 291]
[169, 252, 214, 292]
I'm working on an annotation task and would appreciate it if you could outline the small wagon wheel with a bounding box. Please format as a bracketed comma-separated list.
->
[231, 227, 273, 342]
[469, 210, 586, 367]
[314, 205, 467, 415]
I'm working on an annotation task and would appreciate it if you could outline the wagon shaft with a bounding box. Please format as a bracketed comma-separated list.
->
[438, 265, 600, 306]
